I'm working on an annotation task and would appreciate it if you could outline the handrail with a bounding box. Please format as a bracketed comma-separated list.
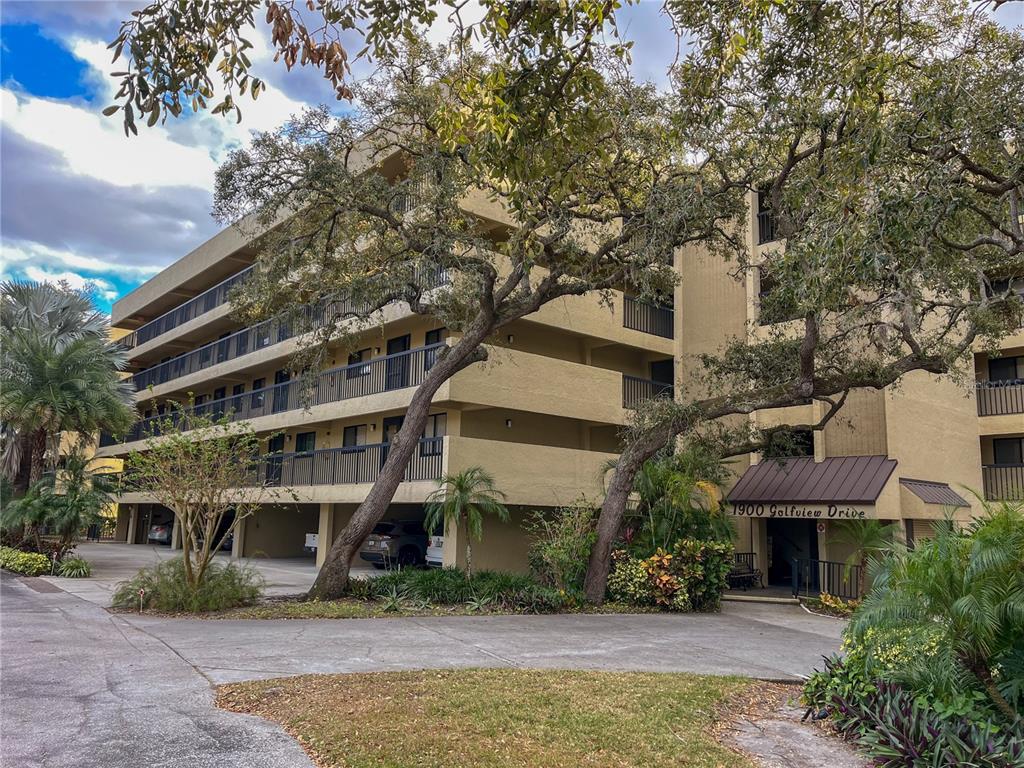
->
[623, 295, 674, 339]
[975, 381, 1024, 416]
[129, 266, 449, 391]
[622, 374, 674, 408]
[791, 557, 862, 601]
[119, 265, 255, 350]
[981, 464, 1024, 501]
[101, 343, 447, 447]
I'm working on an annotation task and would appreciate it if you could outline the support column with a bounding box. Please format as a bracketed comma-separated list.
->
[315, 503, 334, 569]
[171, 515, 182, 550]
[231, 516, 247, 560]
[125, 505, 137, 545]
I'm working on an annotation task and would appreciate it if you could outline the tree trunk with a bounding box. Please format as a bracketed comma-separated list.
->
[308, 332, 489, 600]
[965, 655, 1018, 721]
[465, 516, 473, 578]
[583, 430, 671, 604]
[28, 429, 46, 486]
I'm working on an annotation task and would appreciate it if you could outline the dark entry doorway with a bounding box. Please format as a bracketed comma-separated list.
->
[272, 369, 291, 413]
[385, 334, 411, 390]
[381, 415, 404, 467]
[766, 518, 818, 585]
[266, 434, 285, 485]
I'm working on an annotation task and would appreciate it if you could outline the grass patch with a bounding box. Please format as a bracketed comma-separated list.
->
[218, 669, 754, 768]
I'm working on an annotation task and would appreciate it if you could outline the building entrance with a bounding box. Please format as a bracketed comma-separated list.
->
[766, 518, 819, 585]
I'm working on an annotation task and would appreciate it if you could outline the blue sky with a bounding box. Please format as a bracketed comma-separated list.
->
[0, 2, 1019, 314]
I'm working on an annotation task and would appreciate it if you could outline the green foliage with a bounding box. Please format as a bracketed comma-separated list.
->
[831, 519, 898, 595]
[56, 557, 92, 579]
[831, 681, 1024, 768]
[606, 538, 733, 613]
[366, 568, 564, 613]
[525, 498, 597, 592]
[424, 467, 509, 577]
[0, 547, 50, 576]
[112, 557, 263, 613]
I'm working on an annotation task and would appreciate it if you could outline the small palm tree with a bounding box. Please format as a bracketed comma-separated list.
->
[424, 467, 508, 576]
[832, 519, 897, 597]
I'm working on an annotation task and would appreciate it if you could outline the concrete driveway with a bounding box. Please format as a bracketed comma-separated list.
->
[1, 544, 845, 767]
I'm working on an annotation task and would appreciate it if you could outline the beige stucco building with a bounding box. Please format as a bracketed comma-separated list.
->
[97, 180, 1023, 593]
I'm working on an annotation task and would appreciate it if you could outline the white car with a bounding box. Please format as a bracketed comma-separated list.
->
[425, 533, 444, 567]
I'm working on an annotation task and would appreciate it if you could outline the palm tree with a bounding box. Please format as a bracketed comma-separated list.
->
[423, 467, 509, 576]
[2, 450, 117, 555]
[0, 282, 135, 489]
[852, 503, 1024, 721]
[832, 519, 897, 597]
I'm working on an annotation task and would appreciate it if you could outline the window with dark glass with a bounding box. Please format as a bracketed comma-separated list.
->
[424, 328, 447, 370]
[421, 413, 446, 456]
[756, 187, 779, 244]
[993, 438, 1023, 466]
[295, 432, 316, 454]
[251, 378, 265, 408]
[343, 424, 367, 448]
[989, 356, 1023, 383]
[347, 348, 371, 379]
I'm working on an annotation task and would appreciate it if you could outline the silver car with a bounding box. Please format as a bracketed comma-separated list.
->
[359, 520, 427, 569]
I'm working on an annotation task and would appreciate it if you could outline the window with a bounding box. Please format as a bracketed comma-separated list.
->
[756, 187, 779, 244]
[424, 328, 447, 370]
[251, 378, 266, 409]
[421, 413, 446, 456]
[213, 387, 226, 402]
[295, 432, 316, 454]
[993, 438, 1023, 466]
[342, 424, 367, 448]
[254, 322, 272, 349]
[989, 356, 1023, 383]
[232, 384, 246, 396]
[235, 331, 249, 357]
[347, 348, 372, 379]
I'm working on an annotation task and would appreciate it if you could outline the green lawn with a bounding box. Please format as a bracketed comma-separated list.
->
[217, 669, 755, 768]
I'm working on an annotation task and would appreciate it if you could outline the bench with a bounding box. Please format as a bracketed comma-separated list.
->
[727, 560, 764, 590]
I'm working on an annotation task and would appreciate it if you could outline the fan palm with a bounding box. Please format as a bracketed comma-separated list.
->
[851, 503, 1024, 720]
[832, 519, 898, 597]
[423, 467, 509, 577]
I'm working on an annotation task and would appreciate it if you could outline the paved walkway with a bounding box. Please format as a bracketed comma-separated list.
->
[2, 544, 846, 766]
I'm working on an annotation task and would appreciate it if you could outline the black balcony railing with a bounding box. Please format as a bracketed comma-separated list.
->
[129, 268, 449, 392]
[756, 210, 779, 245]
[976, 381, 1024, 416]
[101, 343, 446, 447]
[623, 295, 674, 339]
[982, 464, 1024, 501]
[622, 375, 674, 408]
[119, 265, 255, 350]
[117, 438, 444, 491]
[791, 558, 862, 601]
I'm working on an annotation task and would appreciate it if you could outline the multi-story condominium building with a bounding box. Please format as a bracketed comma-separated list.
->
[97, 179, 1023, 594]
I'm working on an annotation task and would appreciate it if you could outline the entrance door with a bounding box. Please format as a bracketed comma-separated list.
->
[650, 359, 673, 384]
[380, 415, 405, 468]
[766, 518, 818, 586]
[385, 334, 411, 390]
[272, 369, 291, 413]
[266, 435, 286, 486]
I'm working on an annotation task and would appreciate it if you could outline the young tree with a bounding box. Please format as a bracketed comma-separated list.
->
[423, 466, 509, 577]
[832, 520, 898, 598]
[581, 0, 1024, 602]
[125, 409, 283, 590]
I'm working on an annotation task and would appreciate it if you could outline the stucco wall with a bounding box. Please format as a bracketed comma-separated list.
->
[243, 504, 319, 558]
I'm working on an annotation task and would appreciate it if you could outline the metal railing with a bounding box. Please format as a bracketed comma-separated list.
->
[756, 210, 779, 245]
[623, 295, 674, 339]
[791, 558, 862, 601]
[976, 381, 1024, 416]
[622, 375, 674, 408]
[119, 265, 255, 350]
[128, 267, 449, 391]
[982, 464, 1024, 501]
[100, 343, 446, 447]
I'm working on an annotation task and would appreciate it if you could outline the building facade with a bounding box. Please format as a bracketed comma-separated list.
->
[97, 182, 1023, 590]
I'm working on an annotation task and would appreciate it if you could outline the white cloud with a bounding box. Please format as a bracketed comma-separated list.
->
[1, 240, 162, 277]
[20, 265, 120, 302]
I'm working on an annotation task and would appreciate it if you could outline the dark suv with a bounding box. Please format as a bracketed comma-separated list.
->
[359, 520, 428, 569]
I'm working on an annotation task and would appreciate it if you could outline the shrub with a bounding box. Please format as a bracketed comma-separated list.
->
[364, 567, 565, 613]
[112, 557, 263, 613]
[0, 546, 51, 576]
[606, 538, 732, 612]
[672, 538, 732, 612]
[832, 681, 1024, 768]
[56, 557, 92, 578]
[607, 550, 656, 606]
[525, 499, 597, 592]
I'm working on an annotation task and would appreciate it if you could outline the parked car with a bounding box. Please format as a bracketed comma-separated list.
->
[425, 525, 443, 568]
[359, 520, 427, 569]
[147, 523, 172, 545]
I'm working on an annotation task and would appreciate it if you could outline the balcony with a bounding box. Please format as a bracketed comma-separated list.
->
[101, 343, 445, 448]
[622, 375, 674, 408]
[623, 296, 674, 339]
[976, 381, 1024, 416]
[982, 464, 1024, 501]
[119, 265, 254, 351]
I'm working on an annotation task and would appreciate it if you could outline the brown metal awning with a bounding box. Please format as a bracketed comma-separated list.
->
[728, 455, 898, 505]
[899, 478, 969, 508]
